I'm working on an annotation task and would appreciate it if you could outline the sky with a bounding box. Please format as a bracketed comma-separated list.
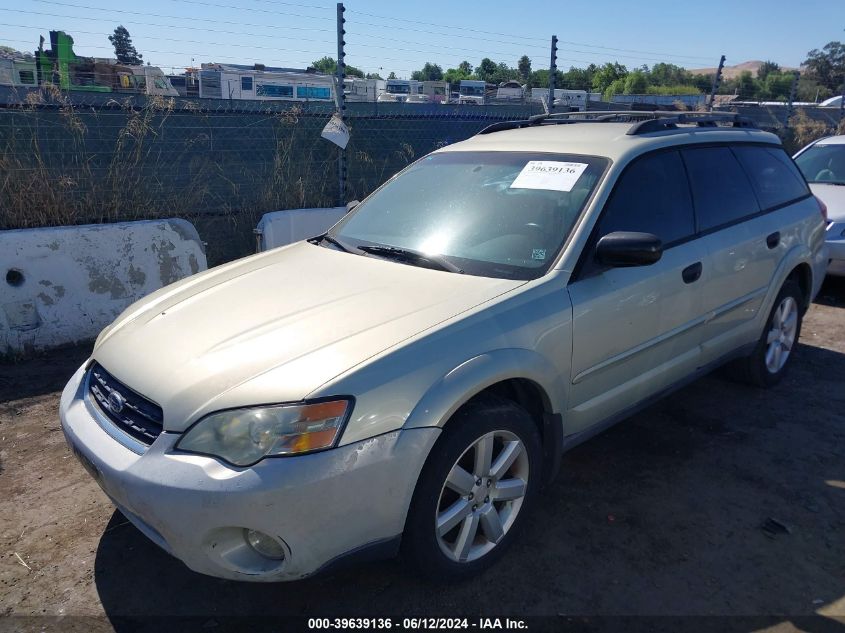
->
[1, 0, 843, 78]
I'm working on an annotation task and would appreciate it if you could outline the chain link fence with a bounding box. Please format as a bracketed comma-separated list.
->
[0, 86, 542, 263]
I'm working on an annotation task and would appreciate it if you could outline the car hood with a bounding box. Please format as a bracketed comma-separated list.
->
[809, 183, 845, 223]
[92, 241, 524, 431]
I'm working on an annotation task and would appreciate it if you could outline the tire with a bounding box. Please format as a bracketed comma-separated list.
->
[728, 279, 803, 387]
[402, 396, 542, 580]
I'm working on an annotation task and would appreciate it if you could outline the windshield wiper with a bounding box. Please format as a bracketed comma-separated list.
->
[313, 233, 363, 254]
[358, 244, 464, 274]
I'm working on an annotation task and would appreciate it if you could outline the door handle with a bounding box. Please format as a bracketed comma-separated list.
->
[766, 231, 780, 249]
[682, 262, 702, 284]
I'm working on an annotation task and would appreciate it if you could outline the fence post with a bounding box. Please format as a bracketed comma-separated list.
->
[336, 2, 347, 205]
[548, 35, 557, 113]
[784, 70, 800, 129]
[707, 55, 725, 111]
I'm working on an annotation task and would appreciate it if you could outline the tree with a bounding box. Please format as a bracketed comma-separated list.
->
[603, 77, 626, 101]
[624, 70, 648, 94]
[310, 56, 364, 78]
[444, 66, 474, 85]
[561, 65, 595, 91]
[475, 58, 498, 82]
[759, 71, 795, 101]
[592, 62, 627, 93]
[411, 62, 444, 82]
[756, 60, 780, 82]
[803, 41, 845, 91]
[457, 61, 473, 75]
[736, 70, 757, 99]
[365, 72, 383, 80]
[649, 63, 691, 87]
[517, 55, 531, 82]
[387, 71, 397, 80]
[109, 25, 143, 65]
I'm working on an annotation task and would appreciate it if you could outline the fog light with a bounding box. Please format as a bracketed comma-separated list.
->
[243, 529, 285, 560]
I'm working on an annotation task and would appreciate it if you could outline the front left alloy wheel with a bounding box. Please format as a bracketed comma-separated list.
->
[403, 396, 541, 579]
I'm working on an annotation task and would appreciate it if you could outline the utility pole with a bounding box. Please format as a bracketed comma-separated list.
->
[785, 70, 800, 129]
[548, 35, 557, 113]
[336, 2, 347, 205]
[708, 55, 725, 112]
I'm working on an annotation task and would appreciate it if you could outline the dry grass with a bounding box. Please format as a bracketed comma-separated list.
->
[782, 108, 843, 154]
[0, 91, 338, 231]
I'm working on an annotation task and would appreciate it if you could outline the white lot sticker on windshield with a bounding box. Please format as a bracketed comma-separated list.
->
[509, 161, 589, 192]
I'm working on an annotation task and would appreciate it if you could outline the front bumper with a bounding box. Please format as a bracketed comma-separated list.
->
[59, 364, 440, 581]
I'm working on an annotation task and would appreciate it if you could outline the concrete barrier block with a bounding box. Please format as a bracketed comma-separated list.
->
[1, 219, 207, 357]
[256, 207, 347, 251]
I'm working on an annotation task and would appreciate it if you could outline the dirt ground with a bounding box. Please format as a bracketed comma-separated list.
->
[1, 279, 844, 633]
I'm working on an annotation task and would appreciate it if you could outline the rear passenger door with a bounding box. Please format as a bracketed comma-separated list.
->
[566, 150, 708, 436]
[684, 144, 811, 364]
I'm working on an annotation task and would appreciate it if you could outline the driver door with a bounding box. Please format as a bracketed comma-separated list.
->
[565, 149, 708, 436]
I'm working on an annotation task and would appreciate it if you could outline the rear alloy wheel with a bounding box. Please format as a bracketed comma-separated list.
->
[728, 279, 803, 387]
[764, 294, 799, 374]
[403, 397, 541, 579]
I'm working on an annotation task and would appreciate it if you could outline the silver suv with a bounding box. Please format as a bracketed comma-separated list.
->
[60, 111, 827, 582]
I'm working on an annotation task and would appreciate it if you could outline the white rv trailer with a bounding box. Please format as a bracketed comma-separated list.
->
[0, 58, 38, 88]
[458, 79, 486, 105]
[495, 80, 525, 101]
[199, 63, 335, 102]
[530, 88, 602, 111]
[377, 79, 422, 103]
[422, 80, 449, 103]
[344, 77, 385, 102]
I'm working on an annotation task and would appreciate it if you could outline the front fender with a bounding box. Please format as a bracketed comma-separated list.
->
[404, 348, 566, 431]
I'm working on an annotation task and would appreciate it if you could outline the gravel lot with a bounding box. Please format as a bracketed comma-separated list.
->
[1, 278, 844, 632]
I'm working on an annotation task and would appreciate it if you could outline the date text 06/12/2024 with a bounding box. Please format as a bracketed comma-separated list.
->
[307, 618, 529, 630]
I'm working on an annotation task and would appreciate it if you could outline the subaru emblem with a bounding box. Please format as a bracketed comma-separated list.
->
[107, 390, 126, 415]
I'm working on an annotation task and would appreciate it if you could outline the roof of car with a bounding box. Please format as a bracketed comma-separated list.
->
[438, 120, 782, 164]
[812, 135, 845, 145]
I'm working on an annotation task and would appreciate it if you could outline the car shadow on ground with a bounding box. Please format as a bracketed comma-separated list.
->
[814, 275, 845, 308]
[93, 340, 845, 632]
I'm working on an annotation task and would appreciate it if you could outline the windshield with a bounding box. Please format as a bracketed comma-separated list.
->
[330, 151, 609, 279]
[387, 83, 410, 94]
[460, 85, 484, 96]
[795, 143, 845, 185]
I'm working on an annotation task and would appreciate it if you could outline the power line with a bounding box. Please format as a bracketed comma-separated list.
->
[1, 22, 334, 54]
[31, 0, 332, 24]
[347, 11, 712, 63]
[163, 0, 332, 19]
[0, 7, 335, 35]
[347, 9, 548, 44]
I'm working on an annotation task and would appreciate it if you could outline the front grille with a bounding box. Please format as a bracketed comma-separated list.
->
[88, 363, 163, 445]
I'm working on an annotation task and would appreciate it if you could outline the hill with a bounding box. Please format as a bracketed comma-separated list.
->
[688, 60, 798, 79]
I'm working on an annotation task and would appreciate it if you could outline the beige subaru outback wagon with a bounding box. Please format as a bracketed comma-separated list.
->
[61, 111, 828, 582]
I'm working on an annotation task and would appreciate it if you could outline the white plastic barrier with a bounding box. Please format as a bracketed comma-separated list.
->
[256, 207, 347, 251]
[1, 219, 207, 357]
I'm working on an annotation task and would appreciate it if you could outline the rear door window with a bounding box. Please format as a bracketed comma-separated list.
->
[732, 145, 809, 210]
[681, 147, 760, 232]
[597, 150, 695, 246]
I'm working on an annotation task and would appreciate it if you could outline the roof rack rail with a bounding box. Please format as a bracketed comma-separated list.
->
[626, 110, 756, 135]
[477, 109, 757, 136]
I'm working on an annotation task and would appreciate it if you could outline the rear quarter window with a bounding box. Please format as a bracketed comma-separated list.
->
[732, 145, 809, 210]
[681, 147, 760, 232]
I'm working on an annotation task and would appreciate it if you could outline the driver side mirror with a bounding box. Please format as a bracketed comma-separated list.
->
[346, 199, 360, 213]
[596, 231, 663, 267]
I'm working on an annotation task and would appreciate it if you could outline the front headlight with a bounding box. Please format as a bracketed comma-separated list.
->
[175, 399, 351, 467]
